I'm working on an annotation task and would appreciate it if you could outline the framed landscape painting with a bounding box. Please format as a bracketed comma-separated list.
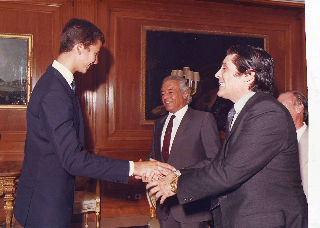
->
[0, 33, 33, 109]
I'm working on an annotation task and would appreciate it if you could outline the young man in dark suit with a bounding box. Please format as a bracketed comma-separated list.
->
[148, 75, 221, 228]
[147, 45, 308, 228]
[14, 18, 174, 228]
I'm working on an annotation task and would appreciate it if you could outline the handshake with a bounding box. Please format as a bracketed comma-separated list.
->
[133, 159, 178, 204]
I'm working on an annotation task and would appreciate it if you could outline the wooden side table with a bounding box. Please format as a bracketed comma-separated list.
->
[0, 161, 22, 228]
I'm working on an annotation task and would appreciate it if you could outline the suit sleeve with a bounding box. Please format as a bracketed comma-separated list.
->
[40, 89, 129, 183]
[177, 102, 290, 204]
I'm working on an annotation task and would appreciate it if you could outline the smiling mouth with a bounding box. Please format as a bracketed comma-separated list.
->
[219, 82, 225, 87]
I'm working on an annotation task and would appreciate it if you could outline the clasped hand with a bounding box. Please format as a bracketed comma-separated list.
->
[145, 169, 178, 204]
[133, 158, 175, 181]
[133, 158, 177, 204]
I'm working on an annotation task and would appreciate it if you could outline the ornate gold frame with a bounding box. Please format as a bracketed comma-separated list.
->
[0, 33, 33, 109]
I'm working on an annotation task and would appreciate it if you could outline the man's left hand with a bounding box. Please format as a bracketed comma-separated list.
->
[146, 171, 178, 204]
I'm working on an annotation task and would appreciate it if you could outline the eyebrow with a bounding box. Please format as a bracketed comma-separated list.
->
[221, 62, 227, 68]
[161, 88, 174, 93]
[220, 59, 228, 66]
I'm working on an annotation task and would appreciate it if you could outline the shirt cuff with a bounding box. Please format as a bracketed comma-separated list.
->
[129, 161, 134, 176]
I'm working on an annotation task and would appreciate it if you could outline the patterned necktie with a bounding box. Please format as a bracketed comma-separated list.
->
[71, 79, 76, 94]
[226, 107, 236, 134]
[162, 115, 176, 162]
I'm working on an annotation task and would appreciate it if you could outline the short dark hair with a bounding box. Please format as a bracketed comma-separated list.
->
[59, 18, 105, 53]
[227, 45, 274, 94]
[292, 90, 308, 124]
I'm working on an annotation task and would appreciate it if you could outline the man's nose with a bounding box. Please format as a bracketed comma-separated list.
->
[215, 70, 220, 79]
[162, 93, 169, 100]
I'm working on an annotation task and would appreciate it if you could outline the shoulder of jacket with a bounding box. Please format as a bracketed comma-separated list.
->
[188, 107, 208, 116]
[247, 93, 280, 110]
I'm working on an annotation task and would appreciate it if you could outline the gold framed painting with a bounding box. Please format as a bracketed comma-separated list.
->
[0, 33, 33, 109]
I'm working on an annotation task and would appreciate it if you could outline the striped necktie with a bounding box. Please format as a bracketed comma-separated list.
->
[226, 107, 236, 134]
[71, 79, 76, 94]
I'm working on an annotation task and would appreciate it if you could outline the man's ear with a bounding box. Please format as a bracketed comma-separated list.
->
[243, 70, 255, 86]
[295, 103, 304, 114]
[183, 89, 189, 100]
[75, 43, 85, 55]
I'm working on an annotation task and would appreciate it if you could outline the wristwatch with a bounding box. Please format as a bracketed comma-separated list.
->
[170, 174, 179, 194]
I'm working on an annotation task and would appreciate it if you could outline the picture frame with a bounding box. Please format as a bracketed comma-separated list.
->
[140, 26, 266, 128]
[0, 33, 33, 109]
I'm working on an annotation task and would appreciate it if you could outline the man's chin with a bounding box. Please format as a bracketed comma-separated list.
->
[217, 90, 224, 98]
[80, 69, 88, 74]
[217, 91, 229, 100]
[163, 105, 173, 113]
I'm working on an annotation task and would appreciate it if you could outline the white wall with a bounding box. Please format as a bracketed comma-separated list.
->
[305, 0, 320, 227]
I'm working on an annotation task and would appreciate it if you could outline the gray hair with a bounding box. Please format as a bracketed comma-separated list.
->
[291, 90, 308, 124]
[162, 75, 192, 104]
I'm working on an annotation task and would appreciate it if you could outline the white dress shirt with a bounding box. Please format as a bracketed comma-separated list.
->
[231, 92, 256, 129]
[297, 122, 307, 142]
[161, 105, 188, 154]
[52, 60, 74, 88]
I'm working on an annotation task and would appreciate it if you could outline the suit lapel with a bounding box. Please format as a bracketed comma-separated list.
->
[156, 115, 168, 161]
[73, 95, 82, 141]
[168, 108, 192, 162]
[226, 94, 259, 138]
[51, 67, 82, 139]
[223, 93, 261, 157]
[51, 66, 74, 96]
[173, 108, 192, 141]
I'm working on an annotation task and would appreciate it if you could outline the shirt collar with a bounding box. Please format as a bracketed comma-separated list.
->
[169, 105, 188, 121]
[234, 92, 256, 114]
[52, 60, 74, 88]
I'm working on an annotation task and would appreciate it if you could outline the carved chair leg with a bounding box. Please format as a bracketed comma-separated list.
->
[95, 211, 100, 228]
[84, 213, 88, 228]
[3, 177, 16, 228]
[4, 194, 14, 228]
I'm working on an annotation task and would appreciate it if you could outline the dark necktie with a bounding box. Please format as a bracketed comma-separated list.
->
[71, 79, 76, 94]
[226, 107, 236, 134]
[162, 115, 175, 162]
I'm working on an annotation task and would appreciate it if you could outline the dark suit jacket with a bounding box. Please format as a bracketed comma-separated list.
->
[177, 93, 308, 228]
[149, 107, 221, 223]
[14, 66, 130, 228]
